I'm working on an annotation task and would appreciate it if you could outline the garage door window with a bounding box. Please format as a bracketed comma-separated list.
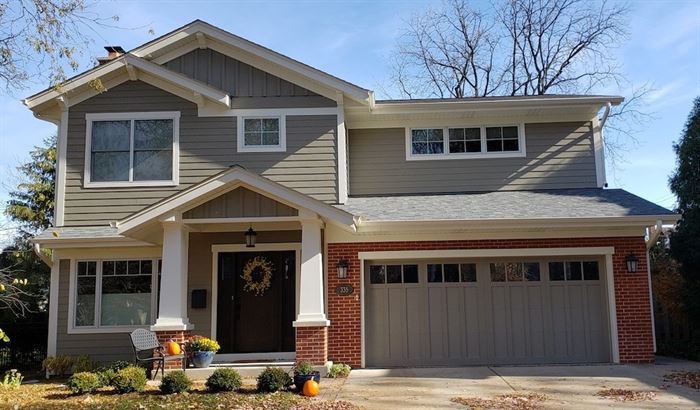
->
[548, 261, 600, 281]
[370, 264, 419, 284]
[428, 263, 477, 283]
[490, 262, 540, 282]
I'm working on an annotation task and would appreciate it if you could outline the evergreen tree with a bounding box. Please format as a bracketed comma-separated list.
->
[669, 98, 700, 329]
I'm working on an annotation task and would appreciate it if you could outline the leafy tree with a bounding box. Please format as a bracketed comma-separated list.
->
[669, 97, 700, 329]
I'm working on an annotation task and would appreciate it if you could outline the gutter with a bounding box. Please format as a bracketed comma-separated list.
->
[600, 101, 612, 128]
[646, 220, 664, 249]
[33, 243, 53, 267]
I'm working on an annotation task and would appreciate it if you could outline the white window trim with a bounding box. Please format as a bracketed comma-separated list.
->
[237, 115, 287, 153]
[405, 123, 527, 161]
[67, 258, 160, 334]
[83, 111, 180, 188]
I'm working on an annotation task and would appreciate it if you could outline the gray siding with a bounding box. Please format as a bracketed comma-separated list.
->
[183, 187, 298, 219]
[348, 122, 597, 195]
[164, 48, 336, 108]
[56, 259, 134, 363]
[64, 81, 337, 226]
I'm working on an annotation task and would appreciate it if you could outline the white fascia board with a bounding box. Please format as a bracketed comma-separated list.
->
[132, 22, 371, 104]
[371, 97, 624, 113]
[355, 215, 681, 232]
[358, 246, 616, 260]
[32, 237, 154, 249]
[24, 54, 230, 111]
[117, 167, 356, 234]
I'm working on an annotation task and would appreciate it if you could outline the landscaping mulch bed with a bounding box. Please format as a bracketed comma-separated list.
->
[664, 371, 700, 390]
[595, 388, 657, 402]
[450, 393, 548, 410]
[0, 381, 360, 410]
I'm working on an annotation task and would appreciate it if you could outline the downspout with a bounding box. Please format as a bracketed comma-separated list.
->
[33, 243, 53, 268]
[646, 219, 663, 354]
[600, 102, 612, 128]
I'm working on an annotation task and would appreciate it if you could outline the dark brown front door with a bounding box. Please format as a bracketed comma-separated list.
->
[217, 251, 295, 354]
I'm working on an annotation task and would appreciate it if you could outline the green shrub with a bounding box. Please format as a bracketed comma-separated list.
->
[112, 366, 147, 393]
[206, 368, 242, 392]
[328, 363, 351, 378]
[108, 361, 132, 372]
[293, 361, 314, 375]
[67, 372, 101, 394]
[0, 369, 23, 388]
[73, 355, 101, 373]
[42, 355, 75, 376]
[96, 368, 116, 387]
[160, 370, 192, 394]
[256, 366, 291, 393]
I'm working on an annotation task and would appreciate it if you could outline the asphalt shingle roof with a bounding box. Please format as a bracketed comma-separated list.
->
[335, 189, 676, 222]
[34, 226, 121, 241]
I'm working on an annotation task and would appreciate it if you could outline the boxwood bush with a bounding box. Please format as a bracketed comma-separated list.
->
[256, 367, 291, 393]
[328, 363, 351, 378]
[206, 368, 242, 392]
[160, 370, 192, 394]
[67, 372, 101, 394]
[112, 366, 147, 393]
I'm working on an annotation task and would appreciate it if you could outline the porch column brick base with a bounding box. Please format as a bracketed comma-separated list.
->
[295, 326, 328, 365]
[154, 330, 192, 369]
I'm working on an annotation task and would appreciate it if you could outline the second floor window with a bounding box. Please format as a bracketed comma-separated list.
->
[238, 116, 287, 152]
[407, 124, 525, 160]
[85, 112, 179, 187]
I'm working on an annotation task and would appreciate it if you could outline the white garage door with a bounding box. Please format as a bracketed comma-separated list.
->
[365, 258, 611, 367]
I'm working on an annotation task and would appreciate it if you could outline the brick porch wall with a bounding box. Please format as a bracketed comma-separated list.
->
[326, 236, 653, 368]
[154, 330, 192, 369]
[295, 326, 328, 365]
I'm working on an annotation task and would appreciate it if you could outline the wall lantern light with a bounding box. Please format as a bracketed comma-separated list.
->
[336, 259, 349, 279]
[245, 226, 257, 248]
[625, 253, 639, 273]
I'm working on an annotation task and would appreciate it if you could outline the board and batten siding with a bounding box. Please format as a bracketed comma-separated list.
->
[64, 81, 338, 226]
[164, 48, 336, 108]
[348, 122, 597, 195]
[56, 259, 134, 363]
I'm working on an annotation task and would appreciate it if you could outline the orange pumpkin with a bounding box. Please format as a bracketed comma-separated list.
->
[166, 340, 181, 355]
[303, 380, 320, 397]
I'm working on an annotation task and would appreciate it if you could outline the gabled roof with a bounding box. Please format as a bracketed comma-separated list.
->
[117, 166, 356, 234]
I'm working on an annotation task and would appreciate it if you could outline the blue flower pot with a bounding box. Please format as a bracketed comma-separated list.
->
[191, 351, 215, 368]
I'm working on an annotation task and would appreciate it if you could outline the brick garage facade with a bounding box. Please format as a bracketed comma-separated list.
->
[326, 236, 653, 368]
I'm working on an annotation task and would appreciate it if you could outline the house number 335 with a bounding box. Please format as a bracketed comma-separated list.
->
[335, 284, 354, 296]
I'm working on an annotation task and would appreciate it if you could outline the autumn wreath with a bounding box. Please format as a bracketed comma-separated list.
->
[241, 256, 273, 296]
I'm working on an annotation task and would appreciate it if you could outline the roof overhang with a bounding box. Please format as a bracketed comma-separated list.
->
[117, 166, 357, 236]
[24, 54, 231, 119]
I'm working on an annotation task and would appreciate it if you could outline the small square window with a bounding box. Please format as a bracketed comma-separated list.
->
[583, 261, 600, 280]
[428, 264, 443, 282]
[241, 117, 283, 150]
[485, 126, 519, 152]
[444, 264, 459, 282]
[460, 264, 477, 282]
[505, 263, 523, 282]
[370, 265, 386, 284]
[549, 262, 565, 281]
[490, 263, 506, 282]
[403, 265, 419, 283]
[566, 262, 583, 281]
[387, 265, 402, 283]
[448, 128, 481, 153]
[524, 262, 540, 281]
[412, 129, 444, 155]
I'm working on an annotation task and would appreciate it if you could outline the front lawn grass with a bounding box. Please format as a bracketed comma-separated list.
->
[0, 380, 358, 410]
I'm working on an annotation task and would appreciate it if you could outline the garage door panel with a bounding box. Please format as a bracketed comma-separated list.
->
[509, 286, 527, 358]
[405, 287, 425, 362]
[366, 287, 390, 365]
[427, 287, 447, 361]
[527, 286, 546, 358]
[491, 286, 509, 359]
[549, 284, 570, 359]
[445, 287, 466, 359]
[464, 287, 481, 359]
[387, 288, 407, 363]
[568, 286, 588, 360]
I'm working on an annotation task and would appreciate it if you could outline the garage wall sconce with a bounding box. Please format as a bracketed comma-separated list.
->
[336, 259, 349, 279]
[625, 253, 639, 273]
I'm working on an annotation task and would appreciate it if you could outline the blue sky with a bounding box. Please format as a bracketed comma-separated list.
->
[0, 0, 698, 244]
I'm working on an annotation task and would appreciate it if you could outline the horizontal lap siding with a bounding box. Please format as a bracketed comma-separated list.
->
[64, 81, 338, 226]
[348, 122, 597, 195]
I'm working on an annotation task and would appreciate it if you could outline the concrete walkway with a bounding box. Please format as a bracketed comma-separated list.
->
[336, 357, 700, 409]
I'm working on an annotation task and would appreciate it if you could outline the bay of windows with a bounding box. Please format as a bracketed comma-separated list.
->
[409, 124, 523, 159]
[74, 259, 159, 329]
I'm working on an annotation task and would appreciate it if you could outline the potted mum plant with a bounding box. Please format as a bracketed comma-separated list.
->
[292, 361, 320, 391]
[187, 336, 220, 368]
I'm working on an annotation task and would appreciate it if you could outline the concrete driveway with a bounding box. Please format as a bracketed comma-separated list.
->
[334, 357, 700, 409]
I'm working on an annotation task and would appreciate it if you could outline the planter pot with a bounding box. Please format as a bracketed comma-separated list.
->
[293, 371, 321, 391]
[191, 351, 215, 368]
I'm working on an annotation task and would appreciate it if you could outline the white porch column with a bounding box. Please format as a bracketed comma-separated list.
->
[151, 220, 193, 331]
[293, 219, 330, 327]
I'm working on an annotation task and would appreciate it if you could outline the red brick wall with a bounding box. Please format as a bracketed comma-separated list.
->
[327, 237, 653, 367]
[154, 330, 192, 369]
[295, 326, 328, 365]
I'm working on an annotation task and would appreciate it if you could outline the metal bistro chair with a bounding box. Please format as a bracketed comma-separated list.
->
[129, 328, 186, 379]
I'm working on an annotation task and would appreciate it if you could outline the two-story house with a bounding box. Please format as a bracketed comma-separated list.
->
[25, 20, 677, 369]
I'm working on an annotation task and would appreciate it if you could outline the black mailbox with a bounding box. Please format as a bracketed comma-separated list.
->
[191, 289, 207, 309]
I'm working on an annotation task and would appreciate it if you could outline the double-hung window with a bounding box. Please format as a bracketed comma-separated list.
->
[71, 259, 159, 332]
[407, 124, 525, 160]
[237, 116, 286, 152]
[84, 112, 180, 187]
